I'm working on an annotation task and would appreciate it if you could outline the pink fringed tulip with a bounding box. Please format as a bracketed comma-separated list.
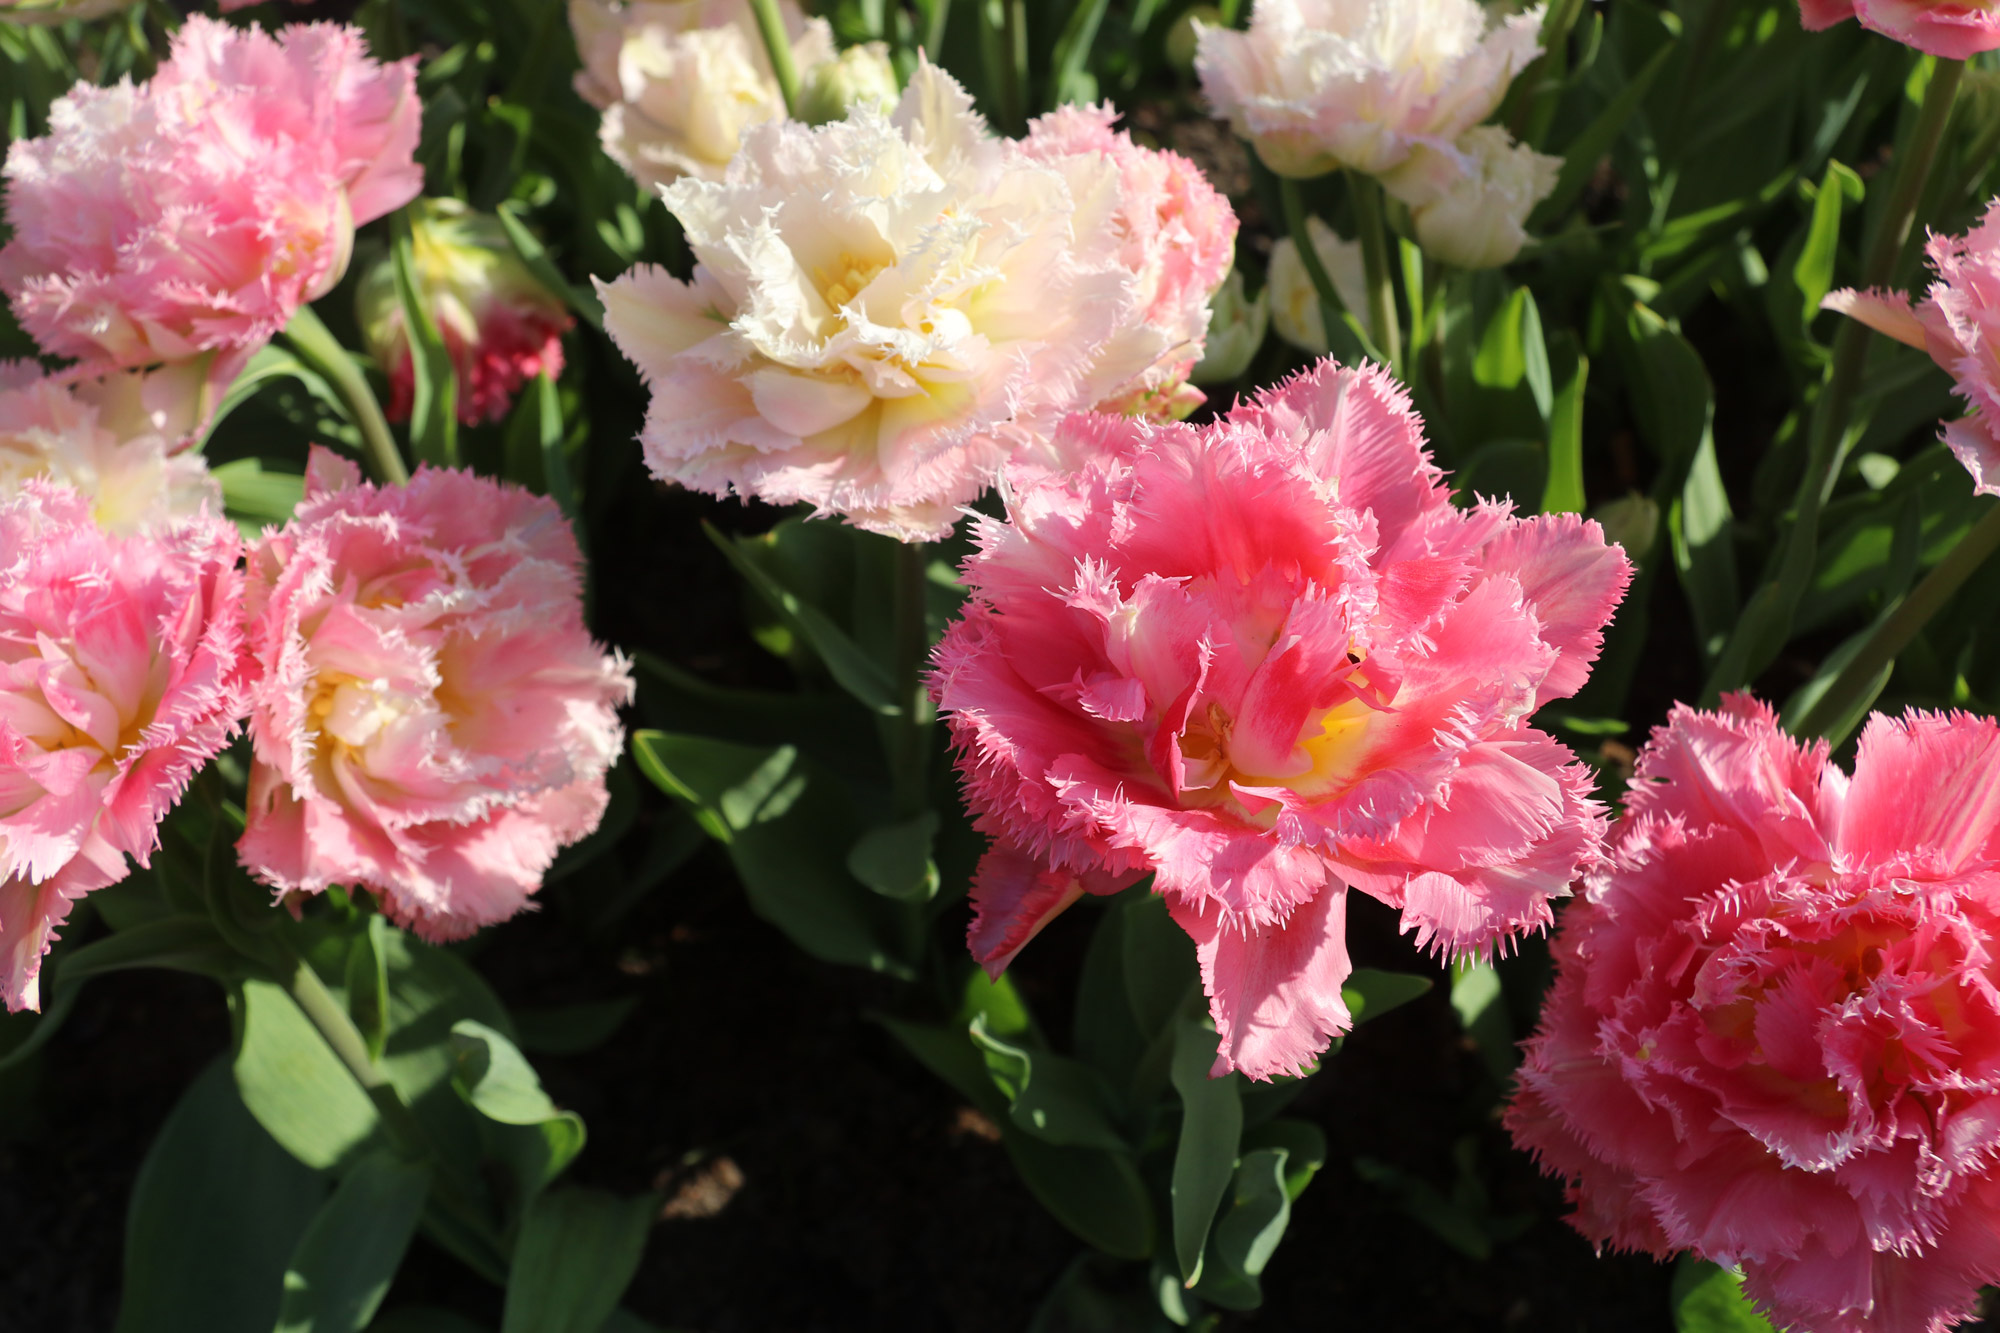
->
[931, 360, 1631, 1079]
[0, 17, 420, 374]
[1020, 104, 1240, 419]
[238, 451, 633, 942]
[1799, 0, 2000, 59]
[0, 362, 220, 535]
[1508, 696, 2000, 1333]
[0, 485, 246, 1012]
[599, 63, 1138, 541]
[1826, 199, 2000, 496]
[355, 199, 573, 425]
[1194, 0, 1545, 179]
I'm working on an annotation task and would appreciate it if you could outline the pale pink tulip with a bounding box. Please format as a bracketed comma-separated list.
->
[1509, 696, 2000, 1333]
[1195, 0, 1545, 179]
[599, 63, 1136, 541]
[1826, 199, 2000, 495]
[0, 485, 246, 1011]
[0, 362, 220, 535]
[931, 360, 1630, 1079]
[0, 17, 420, 374]
[1800, 0, 2000, 59]
[238, 452, 633, 941]
[1020, 104, 1240, 419]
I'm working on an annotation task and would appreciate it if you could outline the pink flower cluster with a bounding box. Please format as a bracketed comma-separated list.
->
[238, 452, 634, 942]
[0, 16, 420, 377]
[1509, 696, 2000, 1333]
[0, 487, 246, 1011]
[1800, 0, 2000, 59]
[932, 360, 1631, 1079]
[1826, 200, 2000, 496]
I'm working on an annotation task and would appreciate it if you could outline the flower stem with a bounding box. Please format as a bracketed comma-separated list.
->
[1794, 499, 2000, 742]
[1346, 170, 1403, 376]
[890, 540, 934, 818]
[1704, 59, 1962, 701]
[1278, 177, 1355, 362]
[282, 305, 411, 487]
[747, 0, 801, 118]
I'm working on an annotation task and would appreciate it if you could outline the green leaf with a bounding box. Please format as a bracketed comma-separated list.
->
[1449, 961, 1516, 1083]
[275, 1152, 431, 1333]
[1192, 1145, 1296, 1310]
[1793, 161, 1864, 328]
[449, 1020, 586, 1188]
[1532, 36, 1677, 227]
[705, 525, 899, 715]
[1002, 1130, 1156, 1261]
[1473, 287, 1553, 421]
[201, 345, 324, 449]
[1671, 431, 1739, 667]
[232, 977, 382, 1171]
[511, 999, 637, 1056]
[366, 1308, 490, 1333]
[1048, 0, 1110, 106]
[57, 914, 244, 987]
[1168, 1020, 1242, 1286]
[1671, 1257, 1776, 1332]
[1341, 968, 1432, 1025]
[877, 1016, 1008, 1118]
[346, 916, 391, 1063]
[500, 1188, 656, 1333]
[391, 221, 458, 468]
[970, 1015, 1128, 1151]
[116, 1059, 328, 1333]
[846, 810, 941, 901]
[1540, 339, 1589, 516]
[211, 457, 306, 532]
[495, 202, 605, 330]
[1243, 1118, 1327, 1201]
[502, 370, 575, 518]
[630, 731, 916, 978]
[1121, 893, 1198, 1039]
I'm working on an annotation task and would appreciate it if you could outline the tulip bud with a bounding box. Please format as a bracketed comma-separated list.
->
[355, 198, 573, 426]
[1591, 493, 1659, 564]
[1384, 126, 1560, 270]
[796, 42, 900, 126]
[1267, 214, 1371, 354]
[1166, 5, 1222, 72]
[1190, 270, 1269, 384]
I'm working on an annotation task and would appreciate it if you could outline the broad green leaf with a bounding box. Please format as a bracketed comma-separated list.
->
[201, 345, 324, 449]
[500, 1188, 656, 1333]
[345, 916, 391, 1063]
[1192, 1145, 1296, 1310]
[116, 1059, 328, 1333]
[58, 914, 243, 987]
[275, 1152, 431, 1333]
[1121, 894, 1198, 1039]
[1341, 968, 1433, 1025]
[449, 1020, 586, 1192]
[502, 370, 574, 517]
[1073, 901, 1147, 1086]
[960, 967, 1034, 1041]
[1457, 438, 1547, 511]
[1168, 1020, 1242, 1286]
[511, 999, 637, 1056]
[1671, 432, 1739, 667]
[1473, 287, 1553, 421]
[233, 977, 382, 1171]
[1243, 1118, 1327, 1201]
[1794, 161, 1864, 326]
[1672, 1257, 1776, 1332]
[1540, 339, 1589, 516]
[970, 1016, 1128, 1151]
[706, 526, 898, 715]
[1449, 961, 1515, 1083]
[846, 810, 941, 901]
[211, 457, 306, 532]
[367, 1308, 489, 1333]
[1049, 0, 1109, 106]
[630, 731, 916, 978]
[1002, 1129, 1156, 1261]
[391, 222, 459, 468]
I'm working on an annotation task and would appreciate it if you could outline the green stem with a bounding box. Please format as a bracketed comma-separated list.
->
[282, 305, 411, 487]
[1704, 59, 1962, 700]
[999, 0, 1027, 133]
[890, 540, 933, 818]
[922, 0, 952, 58]
[1346, 170, 1403, 375]
[1277, 178, 1350, 361]
[747, 0, 801, 117]
[1794, 500, 2000, 741]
